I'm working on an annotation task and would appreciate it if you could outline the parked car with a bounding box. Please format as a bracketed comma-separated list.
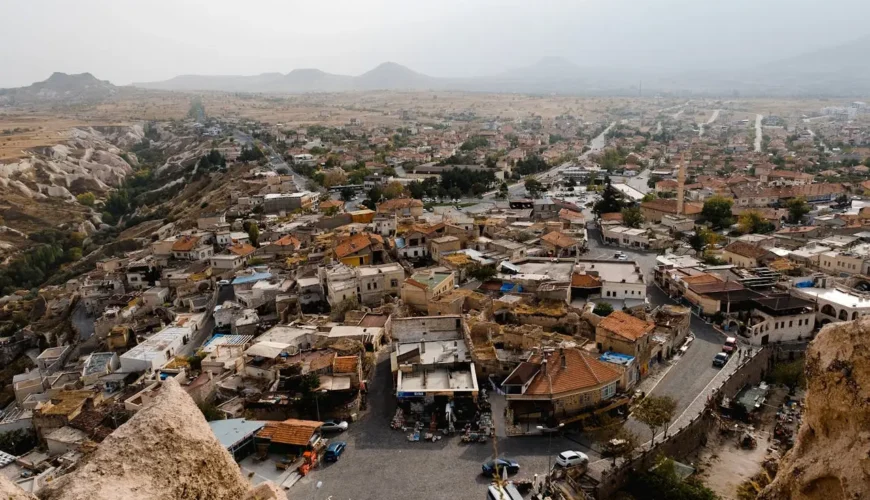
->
[713, 352, 729, 367]
[617, 254, 628, 261]
[321, 420, 349, 432]
[555, 450, 589, 468]
[324, 441, 346, 462]
[722, 337, 738, 353]
[482, 458, 520, 477]
[217, 279, 230, 287]
[486, 483, 523, 500]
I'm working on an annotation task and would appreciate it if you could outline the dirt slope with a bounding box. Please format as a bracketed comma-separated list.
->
[760, 318, 870, 500]
[0, 475, 36, 499]
[38, 378, 277, 500]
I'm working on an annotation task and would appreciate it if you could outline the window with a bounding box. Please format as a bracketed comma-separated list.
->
[367, 283, 371, 290]
[391, 279, 398, 287]
[601, 383, 616, 400]
[373, 282, 377, 289]
[789, 320, 793, 328]
[413, 250, 418, 257]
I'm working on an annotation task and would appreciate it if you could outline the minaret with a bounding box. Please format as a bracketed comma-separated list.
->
[677, 153, 686, 216]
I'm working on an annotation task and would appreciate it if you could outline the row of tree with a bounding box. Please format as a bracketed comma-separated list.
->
[0, 230, 86, 295]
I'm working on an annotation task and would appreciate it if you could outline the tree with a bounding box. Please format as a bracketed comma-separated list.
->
[447, 187, 463, 200]
[642, 192, 657, 202]
[593, 177, 625, 216]
[525, 178, 544, 198]
[786, 196, 810, 224]
[633, 395, 677, 444]
[247, 223, 260, 247]
[738, 210, 774, 234]
[467, 264, 497, 282]
[340, 188, 355, 202]
[497, 182, 509, 199]
[701, 196, 734, 229]
[647, 174, 662, 190]
[626, 457, 719, 500]
[621, 206, 644, 228]
[604, 429, 639, 466]
[383, 181, 405, 199]
[593, 302, 614, 317]
[76, 192, 95, 207]
[322, 169, 348, 188]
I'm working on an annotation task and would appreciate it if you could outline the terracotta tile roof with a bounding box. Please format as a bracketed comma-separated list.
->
[334, 233, 373, 258]
[597, 311, 654, 342]
[541, 231, 576, 249]
[377, 198, 423, 213]
[559, 208, 585, 222]
[333, 356, 359, 374]
[171, 235, 201, 252]
[690, 280, 745, 294]
[571, 273, 601, 288]
[319, 200, 344, 210]
[723, 241, 771, 259]
[680, 274, 722, 286]
[228, 243, 257, 257]
[641, 199, 703, 215]
[257, 419, 322, 446]
[524, 349, 621, 396]
[274, 234, 301, 248]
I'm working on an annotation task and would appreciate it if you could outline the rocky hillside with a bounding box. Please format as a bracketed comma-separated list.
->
[760, 318, 870, 500]
[34, 378, 281, 500]
[0, 73, 118, 105]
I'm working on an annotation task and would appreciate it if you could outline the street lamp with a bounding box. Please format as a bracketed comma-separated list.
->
[315, 389, 327, 421]
[537, 423, 564, 479]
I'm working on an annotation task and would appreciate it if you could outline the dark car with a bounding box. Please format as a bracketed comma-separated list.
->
[324, 441, 347, 462]
[482, 458, 520, 477]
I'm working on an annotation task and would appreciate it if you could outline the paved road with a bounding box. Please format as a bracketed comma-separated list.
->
[754, 114, 764, 152]
[624, 168, 651, 196]
[178, 285, 235, 357]
[481, 122, 615, 200]
[71, 302, 95, 341]
[582, 227, 730, 443]
[698, 109, 720, 137]
[296, 354, 592, 500]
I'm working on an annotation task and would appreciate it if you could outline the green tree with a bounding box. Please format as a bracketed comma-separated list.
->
[76, 192, 96, 207]
[593, 177, 625, 216]
[467, 264, 497, 282]
[525, 178, 544, 198]
[634, 395, 677, 444]
[626, 457, 719, 500]
[497, 181, 509, 199]
[738, 210, 774, 234]
[593, 302, 614, 317]
[786, 196, 810, 224]
[642, 192, 657, 202]
[701, 196, 734, 230]
[621, 206, 644, 228]
[340, 188, 355, 202]
[647, 174, 662, 190]
[247, 223, 260, 247]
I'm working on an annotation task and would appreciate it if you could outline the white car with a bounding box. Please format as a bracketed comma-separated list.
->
[555, 450, 589, 468]
[217, 279, 231, 287]
[321, 420, 349, 432]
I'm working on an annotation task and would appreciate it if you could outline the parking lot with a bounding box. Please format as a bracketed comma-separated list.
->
[292, 355, 597, 500]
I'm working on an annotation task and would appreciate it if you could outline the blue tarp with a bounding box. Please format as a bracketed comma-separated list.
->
[231, 272, 272, 285]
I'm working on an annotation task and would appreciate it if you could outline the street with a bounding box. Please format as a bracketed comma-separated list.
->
[583, 225, 729, 444]
[295, 354, 595, 500]
[178, 284, 235, 357]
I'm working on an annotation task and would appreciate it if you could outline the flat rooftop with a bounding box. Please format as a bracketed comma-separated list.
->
[514, 261, 574, 282]
[795, 287, 870, 308]
[576, 260, 644, 284]
[396, 340, 470, 366]
[397, 366, 478, 393]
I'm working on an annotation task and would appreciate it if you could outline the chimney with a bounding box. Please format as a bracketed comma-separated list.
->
[560, 348, 567, 370]
[677, 153, 686, 216]
[542, 359, 548, 374]
[420, 342, 425, 354]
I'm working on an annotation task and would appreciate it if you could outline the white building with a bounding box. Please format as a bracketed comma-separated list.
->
[576, 259, 647, 307]
[119, 326, 191, 372]
[793, 285, 870, 323]
[747, 295, 816, 345]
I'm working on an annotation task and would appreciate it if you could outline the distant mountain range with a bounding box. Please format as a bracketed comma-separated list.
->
[0, 72, 119, 104]
[4, 36, 870, 102]
[133, 37, 870, 97]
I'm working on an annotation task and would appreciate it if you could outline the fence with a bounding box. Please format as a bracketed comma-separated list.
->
[592, 347, 773, 499]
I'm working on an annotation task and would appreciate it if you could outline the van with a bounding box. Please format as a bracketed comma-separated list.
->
[486, 483, 523, 500]
[723, 337, 738, 353]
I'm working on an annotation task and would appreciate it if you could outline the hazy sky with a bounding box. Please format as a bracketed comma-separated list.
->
[2, 0, 869, 87]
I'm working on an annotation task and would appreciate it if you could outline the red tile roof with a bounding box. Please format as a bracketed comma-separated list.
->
[524, 349, 621, 396]
[597, 311, 654, 341]
[334, 233, 373, 258]
[257, 419, 322, 446]
[228, 243, 256, 257]
[540, 231, 576, 249]
[171, 235, 201, 252]
[723, 241, 771, 259]
[333, 356, 359, 374]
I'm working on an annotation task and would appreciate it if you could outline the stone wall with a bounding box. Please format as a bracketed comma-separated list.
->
[593, 347, 773, 499]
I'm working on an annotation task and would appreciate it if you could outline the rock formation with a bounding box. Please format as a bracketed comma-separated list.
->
[760, 318, 870, 500]
[36, 378, 280, 500]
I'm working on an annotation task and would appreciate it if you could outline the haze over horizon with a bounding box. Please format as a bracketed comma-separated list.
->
[2, 0, 870, 88]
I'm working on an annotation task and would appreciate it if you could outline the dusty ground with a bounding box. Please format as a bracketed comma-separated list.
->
[691, 386, 788, 500]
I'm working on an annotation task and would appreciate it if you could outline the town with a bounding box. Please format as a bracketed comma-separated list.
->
[1, 75, 870, 499]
